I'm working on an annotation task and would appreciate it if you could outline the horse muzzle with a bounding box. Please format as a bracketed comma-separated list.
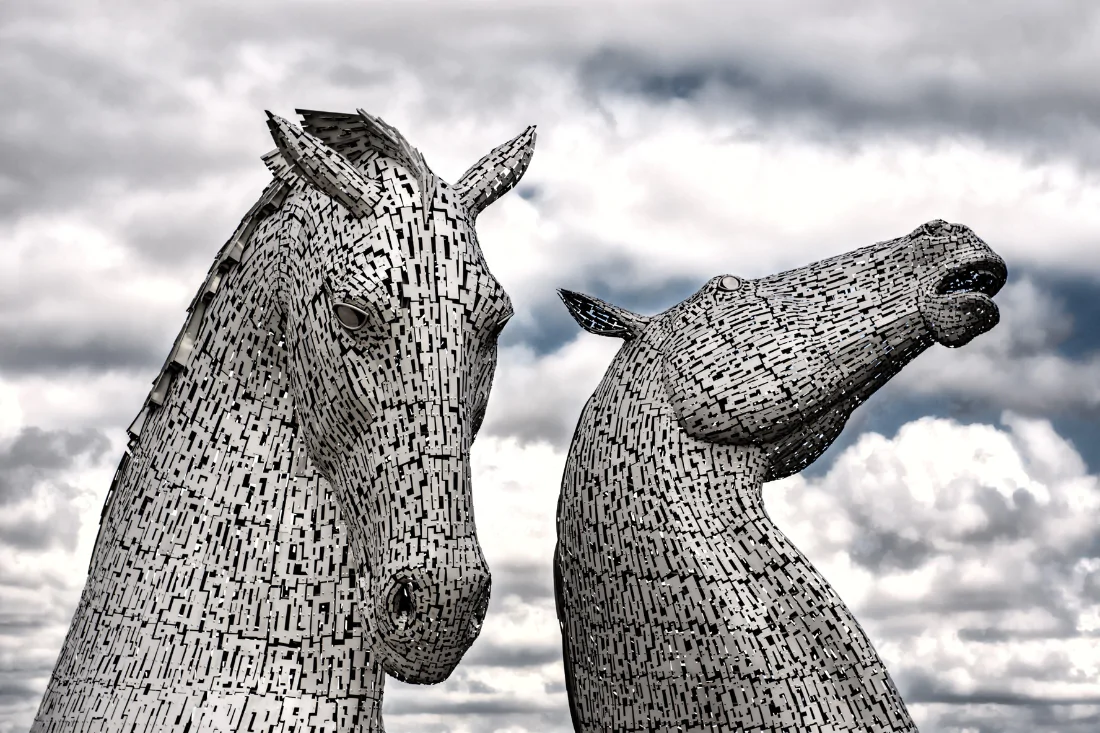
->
[919, 255, 1007, 348]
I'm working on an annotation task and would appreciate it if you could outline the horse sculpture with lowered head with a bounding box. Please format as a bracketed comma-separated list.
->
[32, 108, 535, 731]
[555, 220, 1007, 732]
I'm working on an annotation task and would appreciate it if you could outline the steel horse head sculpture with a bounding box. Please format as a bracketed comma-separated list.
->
[554, 220, 1007, 732]
[32, 109, 535, 731]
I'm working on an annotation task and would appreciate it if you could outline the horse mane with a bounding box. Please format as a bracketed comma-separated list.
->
[123, 176, 292, 445]
[297, 108, 430, 178]
[124, 108, 423, 448]
[96, 156, 297, 574]
[297, 108, 437, 219]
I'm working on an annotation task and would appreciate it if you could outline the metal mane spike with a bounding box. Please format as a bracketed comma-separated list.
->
[125, 177, 292, 446]
[298, 108, 438, 226]
[266, 112, 381, 219]
[354, 108, 436, 227]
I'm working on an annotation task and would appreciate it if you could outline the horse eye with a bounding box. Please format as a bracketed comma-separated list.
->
[718, 275, 742, 291]
[333, 303, 370, 331]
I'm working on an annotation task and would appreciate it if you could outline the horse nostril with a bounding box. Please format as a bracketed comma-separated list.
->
[391, 580, 416, 630]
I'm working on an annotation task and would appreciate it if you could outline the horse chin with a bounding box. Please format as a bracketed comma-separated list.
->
[375, 638, 469, 685]
[382, 656, 460, 685]
[921, 290, 1001, 348]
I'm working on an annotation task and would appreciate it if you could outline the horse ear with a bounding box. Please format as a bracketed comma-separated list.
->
[453, 125, 536, 217]
[557, 289, 649, 340]
[265, 111, 383, 219]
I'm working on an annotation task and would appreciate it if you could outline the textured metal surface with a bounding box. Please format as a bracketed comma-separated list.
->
[554, 220, 1007, 732]
[32, 109, 535, 732]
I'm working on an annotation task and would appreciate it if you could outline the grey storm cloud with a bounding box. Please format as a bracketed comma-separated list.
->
[848, 523, 936, 573]
[0, 32, 254, 222]
[846, 482, 1048, 577]
[0, 503, 83, 551]
[0, 614, 55, 635]
[387, 707, 573, 733]
[0, 327, 166, 376]
[6, 0, 1100, 228]
[565, 2, 1100, 173]
[489, 560, 556, 601]
[0, 426, 109, 551]
[1083, 567, 1100, 601]
[461, 641, 562, 670]
[391, 700, 560, 715]
[503, 249, 704, 358]
[922, 702, 1100, 733]
[0, 426, 110, 505]
[576, 44, 1100, 169]
[853, 511, 1096, 632]
[906, 669, 1100, 706]
[895, 666, 1100, 733]
[482, 396, 577, 452]
[0, 678, 46, 704]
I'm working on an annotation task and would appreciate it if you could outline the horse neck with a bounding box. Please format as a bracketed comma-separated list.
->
[559, 339, 915, 731]
[44, 187, 387, 730]
[570, 341, 854, 606]
[100, 188, 296, 572]
[567, 336, 771, 531]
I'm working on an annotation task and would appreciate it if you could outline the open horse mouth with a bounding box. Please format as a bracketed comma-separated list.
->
[935, 258, 1007, 298]
[923, 256, 1008, 348]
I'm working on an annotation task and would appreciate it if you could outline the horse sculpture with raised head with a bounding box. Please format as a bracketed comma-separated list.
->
[32, 108, 535, 732]
[554, 220, 1007, 732]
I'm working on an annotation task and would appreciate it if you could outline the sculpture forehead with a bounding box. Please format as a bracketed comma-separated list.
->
[319, 225, 510, 325]
[337, 231, 501, 282]
[758, 240, 903, 287]
[657, 237, 914, 333]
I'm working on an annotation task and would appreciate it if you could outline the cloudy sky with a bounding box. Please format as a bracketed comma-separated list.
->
[2, 1, 1099, 731]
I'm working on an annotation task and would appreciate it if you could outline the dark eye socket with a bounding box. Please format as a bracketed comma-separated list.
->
[717, 275, 742, 292]
[333, 302, 371, 331]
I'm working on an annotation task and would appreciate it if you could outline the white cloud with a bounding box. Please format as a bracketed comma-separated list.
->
[6, 392, 1098, 731]
[482, 338, 622, 447]
[379, 412, 1100, 732]
[6, 374, 148, 435]
[474, 97, 1100, 307]
[767, 413, 1100, 732]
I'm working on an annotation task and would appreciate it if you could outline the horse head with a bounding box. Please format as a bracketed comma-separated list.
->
[561, 220, 1006, 480]
[267, 110, 535, 683]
